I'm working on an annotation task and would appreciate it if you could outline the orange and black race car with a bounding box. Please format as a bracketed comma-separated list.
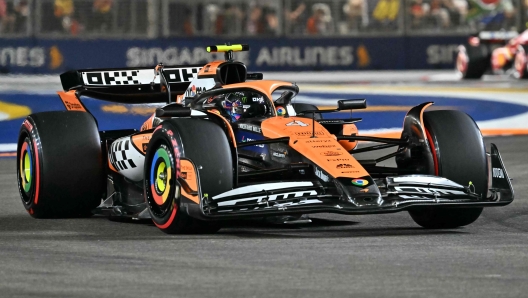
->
[17, 44, 514, 234]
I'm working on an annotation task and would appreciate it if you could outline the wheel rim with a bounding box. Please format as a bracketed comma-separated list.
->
[19, 140, 33, 200]
[156, 161, 167, 193]
[149, 145, 173, 213]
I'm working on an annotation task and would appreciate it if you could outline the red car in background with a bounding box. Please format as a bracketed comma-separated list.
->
[456, 30, 528, 79]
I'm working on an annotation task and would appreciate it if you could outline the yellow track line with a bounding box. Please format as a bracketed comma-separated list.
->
[0, 101, 31, 120]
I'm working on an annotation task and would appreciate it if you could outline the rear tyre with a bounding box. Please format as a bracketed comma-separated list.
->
[408, 110, 487, 229]
[456, 45, 489, 79]
[17, 112, 104, 218]
[144, 118, 233, 234]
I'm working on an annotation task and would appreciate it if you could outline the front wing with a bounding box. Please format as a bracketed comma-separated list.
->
[196, 143, 513, 219]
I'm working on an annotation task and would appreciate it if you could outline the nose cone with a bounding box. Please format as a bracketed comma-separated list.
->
[335, 177, 382, 207]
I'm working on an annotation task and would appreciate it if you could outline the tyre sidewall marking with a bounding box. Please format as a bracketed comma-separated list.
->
[18, 119, 41, 208]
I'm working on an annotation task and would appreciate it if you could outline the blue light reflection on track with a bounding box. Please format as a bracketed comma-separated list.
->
[300, 92, 528, 131]
[1, 92, 527, 145]
[0, 94, 150, 144]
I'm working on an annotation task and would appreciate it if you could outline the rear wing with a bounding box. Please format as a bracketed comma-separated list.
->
[60, 65, 203, 103]
[469, 31, 519, 45]
[59, 44, 259, 104]
[478, 31, 518, 41]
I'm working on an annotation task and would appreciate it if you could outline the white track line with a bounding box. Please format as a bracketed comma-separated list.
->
[0, 111, 8, 121]
[0, 144, 17, 152]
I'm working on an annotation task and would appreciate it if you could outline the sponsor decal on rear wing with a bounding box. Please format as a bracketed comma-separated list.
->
[59, 65, 204, 104]
[477, 31, 518, 41]
[81, 67, 201, 86]
[60, 64, 202, 91]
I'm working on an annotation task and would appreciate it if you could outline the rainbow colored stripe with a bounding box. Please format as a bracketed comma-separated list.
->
[150, 148, 172, 205]
[19, 142, 32, 193]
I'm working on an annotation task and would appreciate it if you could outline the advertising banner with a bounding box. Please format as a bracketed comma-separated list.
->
[405, 36, 467, 69]
[0, 36, 466, 74]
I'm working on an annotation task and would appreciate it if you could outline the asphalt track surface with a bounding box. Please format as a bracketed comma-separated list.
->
[0, 135, 527, 298]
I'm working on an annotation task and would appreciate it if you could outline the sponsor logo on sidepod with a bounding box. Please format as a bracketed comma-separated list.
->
[295, 131, 324, 136]
[321, 151, 342, 156]
[242, 136, 264, 148]
[336, 164, 354, 169]
[286, 120, 309, 127]
[315, 168, 330, 182]
[238, 123, 262, 133]
[272, 152, 286, 158]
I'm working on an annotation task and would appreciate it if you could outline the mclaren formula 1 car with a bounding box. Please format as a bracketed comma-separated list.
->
[457, 30, 528, 79]
[17, 44, 513, 233]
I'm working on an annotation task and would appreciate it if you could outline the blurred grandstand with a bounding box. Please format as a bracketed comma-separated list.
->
[0, 0, 525, 38]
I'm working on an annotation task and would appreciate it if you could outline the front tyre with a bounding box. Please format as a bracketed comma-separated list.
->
[408, 110, 487, 229]
[144, 120, 228, 234]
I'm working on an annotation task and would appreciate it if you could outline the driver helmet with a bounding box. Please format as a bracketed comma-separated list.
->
[221, 91, 265, 122]
[222, 97, 243, 121]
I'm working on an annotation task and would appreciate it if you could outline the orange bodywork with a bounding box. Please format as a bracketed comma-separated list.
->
[176, 94, 184, 104]
[131, 132, 152, 155]
[141, 113, 155, 131]
[419, 102, 433, 142]
[198, 61, 222, 77]
[261, 117, 368, 179]
[180, 159, 199, 203]
[107, 158, 118, 173]
[220, 81, 368, 178]
[339, 123, 359, 151]
[57, 90, 86, 112]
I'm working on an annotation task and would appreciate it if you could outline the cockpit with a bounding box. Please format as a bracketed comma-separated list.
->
[202, 90, 273, 122]
[190, 83, 299, 123]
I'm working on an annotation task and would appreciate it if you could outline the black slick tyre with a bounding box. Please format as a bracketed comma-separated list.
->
[144, 118, 233, 234]
[16, 111, 104, 218]
[456, 45, 489, 79]
[408, 110, 487, 229]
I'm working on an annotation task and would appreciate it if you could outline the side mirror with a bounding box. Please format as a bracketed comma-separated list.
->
[337, 99, 367, 110]
[156, 105, 192, 118]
